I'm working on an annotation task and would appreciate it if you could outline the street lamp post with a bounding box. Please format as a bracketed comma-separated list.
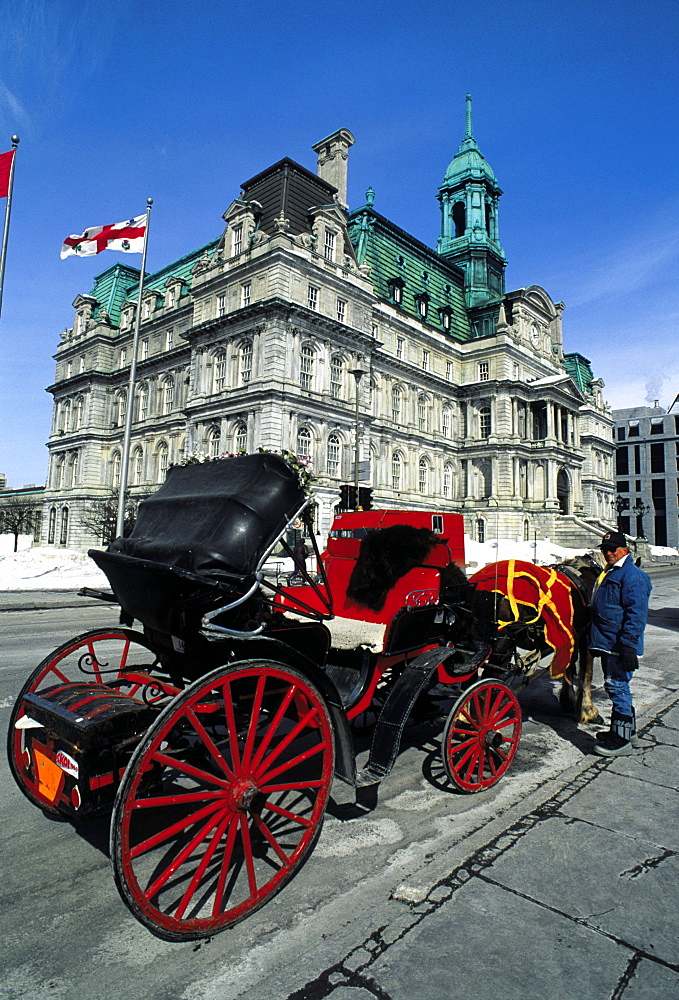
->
[611, 494, 630, 530]
[348, 367, 366, 497]
[632, 499, 650, 539]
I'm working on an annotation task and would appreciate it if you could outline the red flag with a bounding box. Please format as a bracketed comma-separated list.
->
[60, 214, 147, 258]
[0, 149, 15, 198]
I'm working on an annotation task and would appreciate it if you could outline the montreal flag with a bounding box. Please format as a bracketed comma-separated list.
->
[60, 214, 147, 258]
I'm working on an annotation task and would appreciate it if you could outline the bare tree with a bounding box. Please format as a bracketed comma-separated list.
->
[0, 497, 43, 552]
[81, 490, 154, 547]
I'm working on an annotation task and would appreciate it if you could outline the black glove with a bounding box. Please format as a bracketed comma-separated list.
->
[618, 646, 639, 672]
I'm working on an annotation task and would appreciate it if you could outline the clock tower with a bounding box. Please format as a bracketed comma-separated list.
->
[437, 95, 507, 308]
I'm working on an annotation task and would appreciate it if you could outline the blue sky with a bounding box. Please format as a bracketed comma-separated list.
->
[1, 0, 677, 487]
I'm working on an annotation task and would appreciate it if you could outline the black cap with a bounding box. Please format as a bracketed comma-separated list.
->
[600, 530, 627, 551]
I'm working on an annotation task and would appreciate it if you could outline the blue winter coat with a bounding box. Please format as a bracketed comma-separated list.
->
[589, 556, 652, 655]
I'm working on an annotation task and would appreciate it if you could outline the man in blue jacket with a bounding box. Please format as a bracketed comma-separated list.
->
[589, 530, 652, 756]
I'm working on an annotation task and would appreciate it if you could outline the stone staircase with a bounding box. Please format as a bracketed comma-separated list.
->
[551, 514, 614, 549]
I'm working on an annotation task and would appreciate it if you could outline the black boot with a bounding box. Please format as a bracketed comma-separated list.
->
[594, 711, 636, 757]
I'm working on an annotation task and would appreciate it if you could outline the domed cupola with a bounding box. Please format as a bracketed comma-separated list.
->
[437, 95, 506, 307]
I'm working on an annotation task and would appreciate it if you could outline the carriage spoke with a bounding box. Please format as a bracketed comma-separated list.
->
[185, 706, 237, 781]
[222, 680, 242, 772]
[212, 815, 240, 918]
[258, 739, 329, 785]
[249, 686, 297, 772]
[252, 815, 291, 864]
[150, 750, 231, 788]
[144, 808, 226, 901]
[174, 812, 233, 920]
[241, 675, 267, 769]
[262, 800, 314, 828]
[130, 799, 224, 859]
[254, 706, 319, 778]
[239, 814, 258, 898]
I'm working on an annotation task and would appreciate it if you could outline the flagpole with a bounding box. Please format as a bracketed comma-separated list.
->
[116, 198, 153, 538]
[0, 135, 20, 320]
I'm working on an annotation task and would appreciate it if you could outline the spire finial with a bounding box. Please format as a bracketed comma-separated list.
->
[465, 93, 473, 140]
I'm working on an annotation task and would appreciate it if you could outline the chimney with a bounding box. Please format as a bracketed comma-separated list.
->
[312, 128, 355, 210]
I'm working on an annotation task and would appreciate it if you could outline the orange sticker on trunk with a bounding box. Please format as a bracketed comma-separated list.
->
[34, 749, 64, 803]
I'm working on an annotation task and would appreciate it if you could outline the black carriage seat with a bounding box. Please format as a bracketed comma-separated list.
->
[89, 454, 307, 636]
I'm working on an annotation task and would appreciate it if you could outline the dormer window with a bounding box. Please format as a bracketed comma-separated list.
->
[232, 223, 243, 256]
[324, 229, 336, 262]
[167, 287, 176, 308]
[440, 307, 452, 332]
[388, 277, 405, 305]
[142, 300, 150, 320]
[415, 293, 429, 320]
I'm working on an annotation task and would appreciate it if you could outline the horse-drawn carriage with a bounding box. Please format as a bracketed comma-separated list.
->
[8, 453, 591, 941]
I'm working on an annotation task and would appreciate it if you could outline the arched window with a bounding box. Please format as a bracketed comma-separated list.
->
[74, 395, 84, 429]
[453, 201, 466, 237]
[479, 405, 491, 439]
[391, 451, 402, 491]
[111, 451, 121, 488]
[162, 377, 174, 415]
[300, 344, 315, 392]
[114, 390, 127, 427]
[392, 386, 402, 423]
[137, 383, 149, 421]
[213, 349, 227, 393]
[59, 507, 69, 546]
[443, 462, 453, 499]
[476, 518, 486, 543]
[327, 433, 341, 477]
[55, 455, 65, 489]
[61, 399, 71, 433]
[207, 426, 221, 458]
[297, 426, 312, 462]
[234, 421, 247, 453]
[418, 395, 429, 433]
[523, 519, 530, 542]
[67, 452, 78, 488]
[239, 339, 253, 385]
[133, 446, 144, 485]
[330, 355, 343, 400]
[48, 507, 56, 544]
[418, 457, 429, 494]
[157, 442, 169, 481]
[441, 406, 451, 437]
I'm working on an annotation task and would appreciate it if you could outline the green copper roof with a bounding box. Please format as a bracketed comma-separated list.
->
[89, 238, 219, 325]
[564, 352, 595, 394]
[347, 205, 472, 341]
[440, 94, 499, 190]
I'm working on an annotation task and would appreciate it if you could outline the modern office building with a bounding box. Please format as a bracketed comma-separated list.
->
[40, 98, 615, 550]
[612, 398, 679, 547]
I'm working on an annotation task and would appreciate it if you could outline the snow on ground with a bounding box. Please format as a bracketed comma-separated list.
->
[0, 548, 109, 591]
[1, 536, 675, 593]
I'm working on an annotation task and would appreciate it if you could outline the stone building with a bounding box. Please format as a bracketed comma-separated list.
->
[612, 397, 679, 547]
[40, 98, 615, 551]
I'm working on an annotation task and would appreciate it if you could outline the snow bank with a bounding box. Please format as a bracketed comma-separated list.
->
[0, 536, 594, 593]
[462, 536, 588, 571]
[0, 534, 34, 556]
[0, 548, 108, 591]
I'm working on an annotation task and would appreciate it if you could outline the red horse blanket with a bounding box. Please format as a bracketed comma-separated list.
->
[470, 559, 576, 678]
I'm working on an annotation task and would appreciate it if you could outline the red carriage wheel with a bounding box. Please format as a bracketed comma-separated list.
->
[110, 660, 335, 941]
[442, 679, 521, 793]
[7, 629, 164, 814]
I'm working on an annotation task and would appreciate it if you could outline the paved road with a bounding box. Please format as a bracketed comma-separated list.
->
[1, 568, 677, 999]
